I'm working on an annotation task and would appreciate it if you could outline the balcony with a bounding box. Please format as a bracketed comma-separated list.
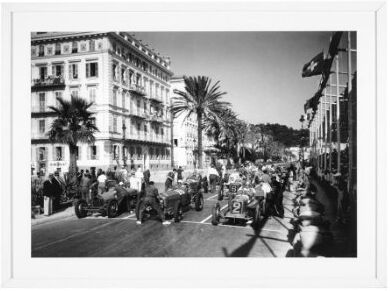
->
[149, 94, 163, 103]
[31, 105, 57, 117]
[148, 114, 163, 123]
[129, 84, 146, 96]
[32, 76, 65, 91]
[129, 109, 148, 119]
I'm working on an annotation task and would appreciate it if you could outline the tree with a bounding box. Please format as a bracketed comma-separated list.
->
[48, 95, 98, 177]
[171, 76, 230, 168]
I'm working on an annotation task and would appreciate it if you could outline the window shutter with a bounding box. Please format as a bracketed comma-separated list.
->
[95, 63, 98, 77]
[36, 147, 40, 162]
[44, 147, 48, 161]
[53, 147, 56, 161]
[86, 63, 90, 78]
[68, 64, 72, 79]
[60, 65, 64, 77]
[75, 64, 78, 78]
[51, 65, 55, 76]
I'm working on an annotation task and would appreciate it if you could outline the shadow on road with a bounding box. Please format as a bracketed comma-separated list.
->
[222, 217, 279, 257]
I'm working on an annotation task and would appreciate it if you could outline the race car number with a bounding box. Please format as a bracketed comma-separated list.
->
[232, 201, 242, 214]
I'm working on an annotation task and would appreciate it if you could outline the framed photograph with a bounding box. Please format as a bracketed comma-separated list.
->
[1, 0, 387, 288]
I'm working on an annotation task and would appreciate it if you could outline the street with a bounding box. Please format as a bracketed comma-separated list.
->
[32, 188, 297, 257]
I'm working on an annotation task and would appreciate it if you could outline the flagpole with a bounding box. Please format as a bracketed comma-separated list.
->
[336, 53, 341, 173]
[347, 31, 353, 192]
[329, 85, 333, 174]
[319, 95, 323, 173]
[323, 86, 328, 172]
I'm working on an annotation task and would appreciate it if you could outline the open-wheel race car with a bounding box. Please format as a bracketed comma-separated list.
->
[74, 182, 138, 219]
[217, 171, 243, 201]
[211, 183, 268, 226]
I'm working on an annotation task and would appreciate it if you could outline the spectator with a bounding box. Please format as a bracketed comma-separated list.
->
[177, 166, 184, 181]
[208, 165, 219, 193]
[79, 173, 92, 200]
[52, 171, 63, 211]
[165, 171, 175, 192]
[97, 171, 107, 195]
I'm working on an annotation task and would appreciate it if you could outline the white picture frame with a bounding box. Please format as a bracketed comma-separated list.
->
[1, 0, 387, 288]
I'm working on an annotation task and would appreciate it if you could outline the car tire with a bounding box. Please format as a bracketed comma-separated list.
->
[195, 194, 204, 211]
[107, 200, 119, 218]
[211, 203, 221, 226]
[75, 199, 88, 219]
[175, 203, 183, 222]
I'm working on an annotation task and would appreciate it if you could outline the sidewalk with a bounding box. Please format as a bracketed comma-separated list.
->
[32, 205, 75, 226]
[310, 179, 356, 257]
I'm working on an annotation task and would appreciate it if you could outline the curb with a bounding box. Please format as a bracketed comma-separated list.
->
[31, 207, 75, 227]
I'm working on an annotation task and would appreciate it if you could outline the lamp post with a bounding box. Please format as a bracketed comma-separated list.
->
[299, 114, 305, 164]
[122, 122, 127, 167]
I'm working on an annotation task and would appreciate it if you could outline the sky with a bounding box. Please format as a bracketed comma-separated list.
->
[134, 31, 332, 129]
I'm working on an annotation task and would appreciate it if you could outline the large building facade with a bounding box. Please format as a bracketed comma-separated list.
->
[170, 77, 217, 169]
[31, 32, 174, 175]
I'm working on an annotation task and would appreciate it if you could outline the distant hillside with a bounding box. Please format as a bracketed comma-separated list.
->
[253, 123, 309, 148]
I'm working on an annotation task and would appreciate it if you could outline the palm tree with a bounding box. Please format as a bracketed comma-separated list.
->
[48, 95, 98, 177]
[171, 76, 230, 168]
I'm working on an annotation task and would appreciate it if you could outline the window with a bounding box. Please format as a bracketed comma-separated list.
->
[70, 88, 79, 97]
[52, 64, 63, 77]
[55, 147, 63, 161]
[39, 120, 45, 133]
[113, 117, 117, 132]
[39, 67, 47, 80]
[86, 62, 98, 78]
[144, 124, 148, 133]
[173, 139, 178, 147]
[161, 128, 164, 136]
[88, 86, 96, 103]
[113, 89, 117, 106]
[121, 68, 126, 84]
[90, 145, 97, 160]
[38, 147, 46, 161]
[55, 92, 62, 105]
[112, 64, 118, 81]
[72, 41, 78, 53]
[113, 145, 118, 159]
[39, 93, 45, 112]
[122, 92, 125, 108]
[55, 43, 61, 55]
[39, 45, 44, 57]
[89, 40, 95, 51]
[69, 63, 79, 79]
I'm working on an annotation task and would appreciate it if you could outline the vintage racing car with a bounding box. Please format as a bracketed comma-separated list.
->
[211, 182, 267, 226]
[74, 182, 138, 218]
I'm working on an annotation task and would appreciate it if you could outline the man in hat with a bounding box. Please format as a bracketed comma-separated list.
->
[165, 171, 175, 192]
[136, 170, 171, 225]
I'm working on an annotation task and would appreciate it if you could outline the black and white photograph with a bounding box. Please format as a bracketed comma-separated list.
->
[30, 31, 357, 258]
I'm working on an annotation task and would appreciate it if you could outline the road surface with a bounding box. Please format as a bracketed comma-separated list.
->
[32, 188, 298, 257]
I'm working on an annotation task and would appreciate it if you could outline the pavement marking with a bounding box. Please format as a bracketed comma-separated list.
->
[200, 204, 228, 223]
[179, 220, 288, 233]
[123, 213, 135, 219]
[206, 194, 218, 201]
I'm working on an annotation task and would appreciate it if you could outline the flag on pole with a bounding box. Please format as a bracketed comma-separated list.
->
[328, 32, 343, 56]
[302, 52, 328, 77]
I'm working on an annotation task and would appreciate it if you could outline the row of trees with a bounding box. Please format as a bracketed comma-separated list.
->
[171, 76, 309, 166]
[46, 75, 309, 178]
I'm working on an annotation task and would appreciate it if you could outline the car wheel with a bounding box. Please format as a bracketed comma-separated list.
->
[75, 199, 88, 219]
[175, 203, 183, 222]
[107, 200, 119, 218]
[195, 194, 204, 211]
[211, 203, 221, 226]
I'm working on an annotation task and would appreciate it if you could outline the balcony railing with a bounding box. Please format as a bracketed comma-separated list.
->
[129, 84, 146, 96]
[148, 114, 163, 123]
[32, 75, 65, 89]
